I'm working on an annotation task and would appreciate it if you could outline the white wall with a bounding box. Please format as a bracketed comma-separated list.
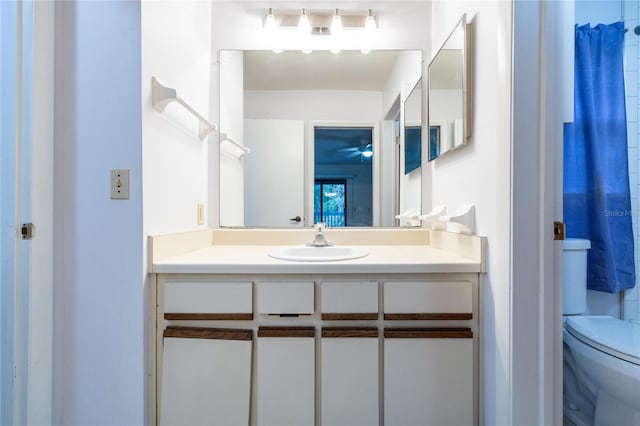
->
[142, 1, 211, 235]
[54, 1, 143, 424]
[429, 2, 512, 425]
[245, 90, 382, 121]
[575, 0, 623, 24]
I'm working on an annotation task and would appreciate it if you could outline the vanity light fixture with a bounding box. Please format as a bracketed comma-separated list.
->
[263, 8, 378, 35]
[330, 9, 343, 35]
[365, 9, 376, 32]
[298, 8, 311, 34]
[264, 8, 278, 31]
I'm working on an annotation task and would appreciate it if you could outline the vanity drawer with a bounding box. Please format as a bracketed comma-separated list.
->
[163, 282, 252, 320]
[321, 281, 378, 320]
[257, 281, 314, 314]
[383, 281, 472, 320]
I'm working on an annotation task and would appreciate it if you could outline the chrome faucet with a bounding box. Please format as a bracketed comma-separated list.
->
[307, 222, 333, 247]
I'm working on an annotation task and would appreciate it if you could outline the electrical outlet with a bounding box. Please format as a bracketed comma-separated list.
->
[110, 169, 129, 199]
[197, 203, 205, 225]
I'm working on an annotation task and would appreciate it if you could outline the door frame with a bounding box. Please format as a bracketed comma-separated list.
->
[511, 1, 568, 424]
[0, 1, 54, 424]
[307, 121, 380, 227]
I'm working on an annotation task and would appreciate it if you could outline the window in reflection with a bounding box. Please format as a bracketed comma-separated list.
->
[314, 180, 346, 226]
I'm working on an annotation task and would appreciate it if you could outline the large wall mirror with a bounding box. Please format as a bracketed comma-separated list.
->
[218, 49, 423, 228]
[428, 14, 472, 161]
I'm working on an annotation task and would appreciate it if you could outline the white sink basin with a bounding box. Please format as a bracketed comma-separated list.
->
[269, 245, 369, 262]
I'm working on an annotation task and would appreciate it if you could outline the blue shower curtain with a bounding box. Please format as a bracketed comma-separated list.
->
[564, 22, 635, 293]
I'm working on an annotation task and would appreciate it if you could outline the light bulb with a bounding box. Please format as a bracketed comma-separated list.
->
[264, 8, 277, 31]
[361, 143, 373, 157]
[365, 9, 376, 32]
[298, 8, 311, 34]
[361, 49, 371, 54]
[330, 9, 343, 35]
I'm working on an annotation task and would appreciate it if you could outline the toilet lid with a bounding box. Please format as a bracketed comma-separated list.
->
[565, 316, 640, 365]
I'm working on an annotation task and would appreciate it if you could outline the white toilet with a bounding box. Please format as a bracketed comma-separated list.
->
[562, 238, 640, 426]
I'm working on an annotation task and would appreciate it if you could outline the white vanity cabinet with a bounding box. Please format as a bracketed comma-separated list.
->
[154, 273, 480, 426]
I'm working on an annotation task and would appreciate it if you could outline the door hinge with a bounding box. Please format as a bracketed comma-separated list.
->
[554, 221, 565, 241]
[21, 223, 36, 240]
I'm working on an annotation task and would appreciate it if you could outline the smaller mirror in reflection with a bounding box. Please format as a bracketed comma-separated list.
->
[404, 79, 422, 174]
[428, 14, 470, 161]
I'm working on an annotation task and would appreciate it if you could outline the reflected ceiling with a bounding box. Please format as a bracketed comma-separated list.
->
[243, 50, 399, 91]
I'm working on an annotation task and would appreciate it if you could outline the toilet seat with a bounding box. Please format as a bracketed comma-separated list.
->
[565, 316, 640, 366]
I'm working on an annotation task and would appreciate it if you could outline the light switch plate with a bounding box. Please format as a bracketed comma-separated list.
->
[111, 169, 129, 199]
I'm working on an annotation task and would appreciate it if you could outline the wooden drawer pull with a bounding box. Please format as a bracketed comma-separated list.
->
[384, 313, 472, 321]
[321, 313, 378, 321]
[322, 327, 379, 338]
[384, 328, 473, 339]
[164, 326, 252, 341]
[164, 313, 253, 321]
[257, 327, 315, 338]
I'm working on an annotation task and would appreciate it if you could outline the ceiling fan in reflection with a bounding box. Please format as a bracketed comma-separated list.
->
[336, 142, 373, 159]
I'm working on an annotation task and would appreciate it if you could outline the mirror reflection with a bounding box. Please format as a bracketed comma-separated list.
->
[428, 14, 470, 161]
[404, 79, 422, 174]
[219, 49, 422, 227]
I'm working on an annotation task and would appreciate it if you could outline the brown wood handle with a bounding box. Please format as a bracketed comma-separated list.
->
[164, 326, 252, 341]
[165, 313, 253, 321]
[384, 313, 472, 321]
[384, 328, 473, 339]
[258, 327, 315, 338]
[322, 327, 379, 338]
[321, 313, 379, 321]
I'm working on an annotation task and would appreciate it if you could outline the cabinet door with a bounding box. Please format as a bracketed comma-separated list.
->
[384, 328, 474, 426]
[257, 328, 315, 426]
[321, 328, 379, 426]
[159, 328, 252, 426]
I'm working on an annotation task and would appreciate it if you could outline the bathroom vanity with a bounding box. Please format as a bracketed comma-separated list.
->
[149, 228, 485, 426]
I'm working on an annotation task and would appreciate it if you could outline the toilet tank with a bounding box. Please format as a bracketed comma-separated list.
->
[563, 238, 591, 315]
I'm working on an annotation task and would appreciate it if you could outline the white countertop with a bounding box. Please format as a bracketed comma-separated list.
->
[151, 244, 483, 274]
